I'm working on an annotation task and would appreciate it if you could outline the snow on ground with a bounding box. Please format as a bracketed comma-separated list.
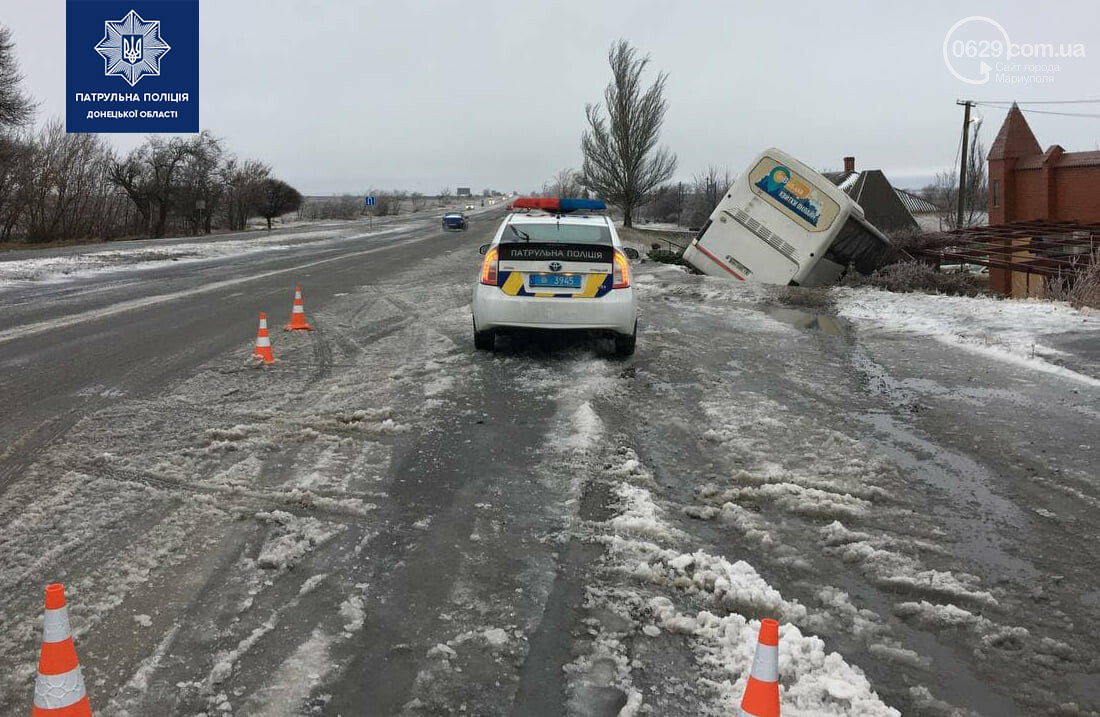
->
[0, 223, 411, 285]
[567, 447, 900, 716]
[0, 246, 487, 712]
[633, 222, 688, 232]
[834, 287, 1100, 385]
[246, 627, 335, 717]
[5, 240, 1097, 713]
[626, 265, 1100, 713]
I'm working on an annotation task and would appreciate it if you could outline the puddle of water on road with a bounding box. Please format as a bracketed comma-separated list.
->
[764, 306, 848, 336]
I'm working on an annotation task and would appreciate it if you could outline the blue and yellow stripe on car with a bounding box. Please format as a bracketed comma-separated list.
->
[498, 272, 613, 298]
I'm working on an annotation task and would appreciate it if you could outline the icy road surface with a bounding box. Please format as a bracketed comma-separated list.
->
[1, 212, 1099, 716]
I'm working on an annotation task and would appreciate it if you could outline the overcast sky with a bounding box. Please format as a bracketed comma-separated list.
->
[4, 1, 1099, 194]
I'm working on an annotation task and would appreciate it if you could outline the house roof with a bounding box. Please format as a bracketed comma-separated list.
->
[895, 188, 939, 214]
[1058, 150, 1100, 167]
[823, 169, 920, 232]
[1007, 147, 1100, 171]
[823, 170, 860, 193]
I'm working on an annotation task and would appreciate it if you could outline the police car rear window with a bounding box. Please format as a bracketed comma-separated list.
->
[502, 223, 611, 245]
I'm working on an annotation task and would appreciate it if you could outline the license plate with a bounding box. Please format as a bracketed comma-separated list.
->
[529, 273, 582, 289]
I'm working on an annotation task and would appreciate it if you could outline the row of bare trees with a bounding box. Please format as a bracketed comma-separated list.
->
[0, 24, 300, 243]
[534, 162, 730, 228]
[0, 125, 301, 242]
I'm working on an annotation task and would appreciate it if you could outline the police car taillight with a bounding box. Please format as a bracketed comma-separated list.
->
[612, 250, 631, 289]
[480, 247, 499, 285]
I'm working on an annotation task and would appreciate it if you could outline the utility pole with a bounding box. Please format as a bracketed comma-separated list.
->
[956, 99, 972, 229]
[677, 181, 683, 227]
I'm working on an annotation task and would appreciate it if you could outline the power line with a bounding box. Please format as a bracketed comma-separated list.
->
[970, 102, 1100, 119]
[1015, 108, 1100, 118]
[978, 99, 1100, 106]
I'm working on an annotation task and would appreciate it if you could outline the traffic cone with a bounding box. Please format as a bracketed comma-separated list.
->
[31, 584, 92, 717]
[740, 618, 780, 717]
[284, 286, 313, 331]
[252, 312, 275, 364]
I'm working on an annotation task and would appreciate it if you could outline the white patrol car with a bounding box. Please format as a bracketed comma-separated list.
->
[472, 197, 639, 356]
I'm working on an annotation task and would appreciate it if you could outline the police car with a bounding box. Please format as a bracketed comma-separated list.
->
[471, 198, 639, 355]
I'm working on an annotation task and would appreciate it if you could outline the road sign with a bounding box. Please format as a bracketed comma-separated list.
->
[365, 196, 376, 207]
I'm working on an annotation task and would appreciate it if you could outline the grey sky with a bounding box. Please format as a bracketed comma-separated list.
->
[4, 0, 1099, 194]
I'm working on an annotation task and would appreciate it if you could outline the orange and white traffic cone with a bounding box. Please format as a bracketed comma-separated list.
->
[740, 618, 780, 717]
[284, 286, 313, 331]
[31, 584, 92, 717]
[252, 312, 275, 364]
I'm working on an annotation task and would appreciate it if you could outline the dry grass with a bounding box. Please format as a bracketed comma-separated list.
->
[1046, 260, 1100, 310]
[842, 261, 987, 297]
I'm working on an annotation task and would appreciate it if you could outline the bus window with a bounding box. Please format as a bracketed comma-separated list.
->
[823, 217, 891, 274]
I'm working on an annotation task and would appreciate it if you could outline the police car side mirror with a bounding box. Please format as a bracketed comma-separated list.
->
[623, 247, 640, 260]
[479, 244, 490, 255]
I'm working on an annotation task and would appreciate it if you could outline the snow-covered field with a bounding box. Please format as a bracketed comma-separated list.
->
[1, 238, 1098, 715]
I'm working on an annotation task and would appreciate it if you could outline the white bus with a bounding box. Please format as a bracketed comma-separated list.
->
[682, 147, 891, 286]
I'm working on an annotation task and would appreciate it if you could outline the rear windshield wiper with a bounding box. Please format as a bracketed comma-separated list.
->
[509, 225, 531, 242]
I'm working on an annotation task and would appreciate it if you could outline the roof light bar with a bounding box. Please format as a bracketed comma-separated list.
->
[510, 197, 607, 213]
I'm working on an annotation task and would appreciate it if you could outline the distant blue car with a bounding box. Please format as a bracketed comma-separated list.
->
[442, 212, 468, 231]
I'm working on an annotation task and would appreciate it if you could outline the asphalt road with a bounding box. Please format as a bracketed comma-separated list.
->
[0, 210, 502, 494]
[1, 212, 1099, 716]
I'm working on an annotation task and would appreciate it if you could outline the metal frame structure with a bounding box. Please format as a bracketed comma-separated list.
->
[915, 221, 1099, 293]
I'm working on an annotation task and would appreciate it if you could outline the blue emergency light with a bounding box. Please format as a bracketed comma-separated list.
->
[559, 198, 606, 212]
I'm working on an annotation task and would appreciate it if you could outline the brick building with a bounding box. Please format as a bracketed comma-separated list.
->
[988, 104, 1100, 224]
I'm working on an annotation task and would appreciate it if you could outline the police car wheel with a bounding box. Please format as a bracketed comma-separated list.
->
[474, 328, 495, 351]
[613, 324, 637, 357]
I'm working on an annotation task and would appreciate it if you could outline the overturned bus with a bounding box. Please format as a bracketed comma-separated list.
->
[682, 148, 891, 286]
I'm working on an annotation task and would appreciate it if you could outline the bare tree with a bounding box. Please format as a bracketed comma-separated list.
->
[923, 119, 989, 230]
[22, 120, 111, 242]
[544, 168, 582, 197]
[220, 158, 270, 231]
[641, 182, 680, 224]
[388, 190, 408, 216]
[410, 191, 427, 211]
[256, 178, 302, 229]
[438, 187, 452, 207]
[0, 135, 30, 241]
[302, 194, 360, 221]
[580, 40, 677, 227]
[175, 131, 225, 234]
[0, 26, 34, 131]
[683, 165, 733, 227]
[109, 137, 193, 237]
